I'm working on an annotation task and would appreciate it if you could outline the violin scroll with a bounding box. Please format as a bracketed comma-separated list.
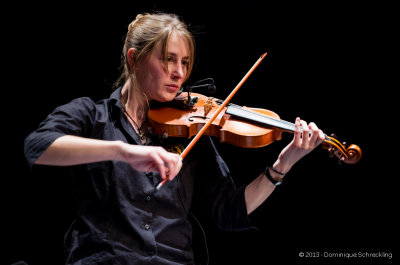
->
[322, 134, 362, 164]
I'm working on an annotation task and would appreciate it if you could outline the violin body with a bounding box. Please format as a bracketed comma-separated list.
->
[149, 92, 362, 165]
[149, 93, 283, 148]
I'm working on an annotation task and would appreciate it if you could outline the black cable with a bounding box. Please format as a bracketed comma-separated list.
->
[176, 176, 210, 265]
[188, 212, 209, 265]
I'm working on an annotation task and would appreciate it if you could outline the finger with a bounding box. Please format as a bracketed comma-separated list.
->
[159, 154, 175, 181]
[169, 154, 182, 180]
[294, 117, 302, 144]
[318, 129, 326, 145]
[308, 122, 320, 146]
[154, 147, 175, 180]
[164, 157, 177, 181]
[159, 152, 181, 180]
[171, 155, 183, 180]
[300, 119, 309, 144]
[152, 152, 167, 180]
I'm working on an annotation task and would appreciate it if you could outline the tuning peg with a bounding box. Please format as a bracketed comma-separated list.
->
[323, 134, 362, 165]
[327, 146, 336, 158]
[337, 155, 346, 165]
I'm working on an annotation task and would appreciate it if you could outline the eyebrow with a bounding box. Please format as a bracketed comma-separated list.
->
[167, 52, 190, 60]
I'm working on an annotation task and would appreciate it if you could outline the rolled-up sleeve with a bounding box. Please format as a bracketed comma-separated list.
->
[24, 97, 96, 168]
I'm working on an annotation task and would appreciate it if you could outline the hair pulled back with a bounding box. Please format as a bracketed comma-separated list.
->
[114, 13, 195, 89]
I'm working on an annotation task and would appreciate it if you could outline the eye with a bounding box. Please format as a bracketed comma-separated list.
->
[167, 56, 175, 63]
[182, 60, 189, 67]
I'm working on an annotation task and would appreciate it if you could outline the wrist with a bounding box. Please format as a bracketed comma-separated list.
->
[113, 140, 128, 161]
[272, 157, 292, 175]
[264, 166, 285, 186]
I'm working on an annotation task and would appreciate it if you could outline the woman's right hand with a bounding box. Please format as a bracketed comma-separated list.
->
[119, 143, 182, 181]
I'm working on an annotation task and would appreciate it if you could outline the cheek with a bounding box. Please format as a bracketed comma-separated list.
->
[146, 61, 167, 80]
[153, 68, 167, 82]
[143, 69, 169, 98]
[140, 66, 163, 86]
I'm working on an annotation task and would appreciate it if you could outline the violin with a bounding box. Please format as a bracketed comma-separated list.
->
[149, 92, 362, 163]
[151, 53, 362, 190]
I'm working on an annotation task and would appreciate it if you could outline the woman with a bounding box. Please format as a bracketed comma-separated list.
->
[24, 13, 325, 264]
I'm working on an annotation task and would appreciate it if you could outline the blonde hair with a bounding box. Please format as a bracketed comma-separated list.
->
[114, 13, 195, 89]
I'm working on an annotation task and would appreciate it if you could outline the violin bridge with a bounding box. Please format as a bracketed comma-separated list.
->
[204, 98, 213, 117]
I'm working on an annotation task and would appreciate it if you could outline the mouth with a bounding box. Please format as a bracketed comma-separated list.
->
[165, 84, 180, 93]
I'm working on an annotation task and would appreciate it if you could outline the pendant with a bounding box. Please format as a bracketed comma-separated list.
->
[138, 129, 145, 141]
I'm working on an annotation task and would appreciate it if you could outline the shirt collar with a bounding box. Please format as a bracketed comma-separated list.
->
[110, 87, 123, 106]
[108, 87, 123, 118]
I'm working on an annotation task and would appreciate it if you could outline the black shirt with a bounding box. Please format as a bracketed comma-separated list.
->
[24, 88, 252, 265]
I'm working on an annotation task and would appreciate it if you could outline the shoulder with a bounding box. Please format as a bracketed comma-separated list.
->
[49, 89, 120, 123]
[56, 96, 96, 111]
[36, 97, 100, 130]
[51, 96, 103, 119]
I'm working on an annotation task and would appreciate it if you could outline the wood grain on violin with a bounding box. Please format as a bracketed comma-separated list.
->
[149, 92, 283, 148]
[148, 92, 362, 165]
[152, 52, 361, 190]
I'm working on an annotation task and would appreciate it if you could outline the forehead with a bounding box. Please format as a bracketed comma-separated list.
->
[166, 31, 190, 57]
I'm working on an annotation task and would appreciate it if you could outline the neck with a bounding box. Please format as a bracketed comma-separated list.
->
[121, 79, 149, 124]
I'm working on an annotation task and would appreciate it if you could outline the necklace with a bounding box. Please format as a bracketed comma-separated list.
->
[122, 106, 147, 141]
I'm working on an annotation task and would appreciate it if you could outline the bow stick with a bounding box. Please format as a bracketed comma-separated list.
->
[156, 52, 268, 190]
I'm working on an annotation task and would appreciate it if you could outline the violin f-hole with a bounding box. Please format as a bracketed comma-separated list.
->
[188, 116, 209, 121]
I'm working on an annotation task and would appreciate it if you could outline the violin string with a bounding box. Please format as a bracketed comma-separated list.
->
[236, 106, 336, 146]
[213, 97, 296, 130]
[214, 97, 330, 137]
[235, 108, 327, 138]
[227, 105, 296, 131]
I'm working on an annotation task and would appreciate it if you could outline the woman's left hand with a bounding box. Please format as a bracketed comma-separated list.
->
[277, 117, 325, 172]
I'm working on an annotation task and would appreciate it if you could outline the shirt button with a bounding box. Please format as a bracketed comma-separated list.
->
[144, 224, 151, 230]
[146, 195, 151, 201]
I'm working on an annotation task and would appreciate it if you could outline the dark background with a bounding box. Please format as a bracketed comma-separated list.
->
[4, 0, 396, 264]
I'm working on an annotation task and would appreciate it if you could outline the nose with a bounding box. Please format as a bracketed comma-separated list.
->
[170, 62, 185, 80]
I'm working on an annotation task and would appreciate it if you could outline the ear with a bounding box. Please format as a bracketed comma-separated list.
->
[127, 48, 137, 69]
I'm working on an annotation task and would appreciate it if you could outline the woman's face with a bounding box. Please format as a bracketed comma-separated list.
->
[136, 31, 190, 102]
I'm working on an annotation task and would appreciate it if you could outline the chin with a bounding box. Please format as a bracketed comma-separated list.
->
[156, 92, 178, 102]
